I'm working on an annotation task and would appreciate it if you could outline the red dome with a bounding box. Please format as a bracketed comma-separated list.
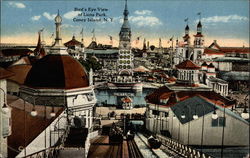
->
[25, 54, 89, 89]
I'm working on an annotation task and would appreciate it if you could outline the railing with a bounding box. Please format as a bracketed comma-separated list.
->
[22, 124, 70, 158]
[156, 134, 214, 158]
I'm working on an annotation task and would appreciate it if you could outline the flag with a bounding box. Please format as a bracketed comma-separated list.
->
[197, 12, 201, 16]
[184, 18, 188, 22]
[136, 36, 140, 44]
[39, 28, 44, 33]
[80, 28, 83, 35]
[167, 36, 174, 44]
[108, 35, 113, 44]
[50, 33, 54, 38]
[91, 29, 95, 33]
[170, 36, 174, 41]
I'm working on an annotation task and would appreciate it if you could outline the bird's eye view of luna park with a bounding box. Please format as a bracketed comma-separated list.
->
[0, 0, 249, 158]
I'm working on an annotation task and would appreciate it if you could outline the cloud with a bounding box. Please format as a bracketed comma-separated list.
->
[8, 2, 26, 8]
[134, 10, 152, 15]
[43, 12, 56, 20]
[130, 16, 162, 27]
[31, 15, 41, 21]
[199, 14, 249, 23]
[63, 11, 81, 19]
[115, 14, 162, 27]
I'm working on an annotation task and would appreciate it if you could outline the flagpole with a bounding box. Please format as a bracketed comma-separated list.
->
[171, 37, 174, 69]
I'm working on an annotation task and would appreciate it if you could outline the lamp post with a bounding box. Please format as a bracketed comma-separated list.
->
[0, 88, 9, 113]
[182, 106, 192, 146]
[241, 94, 249, 120]
[211, 101, 227, 158]
[193, 104, 205, 153]
[23, 96, 38, 157]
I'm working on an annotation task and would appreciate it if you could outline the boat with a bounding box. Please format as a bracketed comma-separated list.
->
[147, 135, 162, 149]
[126, 130, 135, 140]
[147, 103, 162, 149]
[109, 123, 123, 143]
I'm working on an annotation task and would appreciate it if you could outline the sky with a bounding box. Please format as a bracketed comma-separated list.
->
[0, 0, 249, 48]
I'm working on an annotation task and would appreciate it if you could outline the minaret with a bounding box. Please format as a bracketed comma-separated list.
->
[51, 10, 68, 55]
[54, 10, 62, 46]
[194, 20, 204, 48]
[142, 38, 147, 50]
[183, 24, 190, 46]
[119, 0, 131, 49]
[117, 0, 133, 75]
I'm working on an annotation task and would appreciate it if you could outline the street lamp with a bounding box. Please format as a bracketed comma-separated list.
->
[30, 104, 37, 117]
[212, 101, 226, 158]
[241, 95, 249, 119]
[182, 106, 193, 146]
[193, 104, 205, 153]
[0, 88, 9, 113]
[50, 106, 56, 118]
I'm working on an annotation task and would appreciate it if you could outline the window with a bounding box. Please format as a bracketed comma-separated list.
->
[152, 110, 159, 116]
[164, 112, 169, 117]
[211, 117, 226, 127]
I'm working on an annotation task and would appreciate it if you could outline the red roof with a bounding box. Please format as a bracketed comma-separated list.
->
[64, 36, 82, 47]
[194, 34, 203, 37]
[146, 87, 235, 107]
[7, 65, 32, 84]
[122, 97, 133, 103]
[7, 95, 64, 158]
[25, 54, 89, 89]
[183, 34, 190, 40]
[207, 41, 249, 54]
[220, 47, 250, 54]
[175, 60, 200, 70]
[204, 48, 224, 55]
[0, 67, 14, 79]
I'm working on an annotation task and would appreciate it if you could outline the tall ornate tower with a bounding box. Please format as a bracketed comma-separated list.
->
[194, 20, 204, 48]
[183, 24, 190, 46]
[193, 20, 205, 61]
[117, 0, 133, 75]
[54, 10, 62, 46]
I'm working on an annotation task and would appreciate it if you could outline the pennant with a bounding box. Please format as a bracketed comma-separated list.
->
[80, 28, 83, 35]
[50, 33, 54, 38]
[108, 35, 113, 44]
[136, 36, 140, 44]
[39, 28, 44, 33]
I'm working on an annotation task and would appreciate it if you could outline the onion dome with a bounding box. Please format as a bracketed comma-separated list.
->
[64, 35, 82, 47]
[25, 54, 89, 89]
[201, 62, 208, 66]
[197, 21, 202, 27]
[55, 10, 62, 23]
[175, 60, 200, 70]
[208, 63, 215, 68]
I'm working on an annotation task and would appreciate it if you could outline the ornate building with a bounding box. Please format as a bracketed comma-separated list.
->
[174, 21, 204, 65]
[108, 0, 142, 92]
[117, 0, 133, 76]
[10, 11, 97, 157]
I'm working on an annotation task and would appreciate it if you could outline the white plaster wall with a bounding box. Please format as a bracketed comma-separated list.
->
[6, 81, 19, 95]
[218, 62, 232, 71]
[17, 112, 67, 157]
[146, 108, 249, 146]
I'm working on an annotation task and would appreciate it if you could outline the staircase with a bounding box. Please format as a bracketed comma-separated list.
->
[57, 127, 89, 158]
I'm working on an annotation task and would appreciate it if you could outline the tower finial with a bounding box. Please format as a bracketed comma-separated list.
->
[58, 9, 60, 15]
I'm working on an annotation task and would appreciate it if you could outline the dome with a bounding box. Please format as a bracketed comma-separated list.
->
[208, 63, 215, 68]
[55, 12, 62, 23]
[197, 21, 202, 27]
[185, 25, 189, 30]
[25, 54, 89, 89]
